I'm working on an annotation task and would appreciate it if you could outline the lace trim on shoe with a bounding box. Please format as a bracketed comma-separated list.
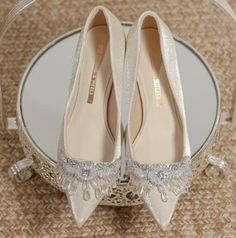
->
[127, 156, 192, 202]
[57, 153, 120, 201]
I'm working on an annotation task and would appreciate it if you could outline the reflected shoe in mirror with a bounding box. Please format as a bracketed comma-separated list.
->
[125, 11, 192, 229]
[56, 6, 125, 227]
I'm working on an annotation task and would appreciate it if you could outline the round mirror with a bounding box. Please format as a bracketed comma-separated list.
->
[19, 24, 219, 162]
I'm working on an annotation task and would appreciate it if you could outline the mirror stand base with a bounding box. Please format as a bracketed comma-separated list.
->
[8, 157, 34, 183]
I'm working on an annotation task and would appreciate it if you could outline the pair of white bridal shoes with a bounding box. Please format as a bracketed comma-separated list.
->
[57, 6, 192, 229]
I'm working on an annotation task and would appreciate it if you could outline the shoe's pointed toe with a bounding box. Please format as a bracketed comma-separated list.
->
[66, 186, 102, 228]
[143, 189, 179, 230]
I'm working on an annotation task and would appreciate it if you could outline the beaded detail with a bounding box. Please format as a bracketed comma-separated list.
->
[57, 154, 120, 201]
[127, 156, 192, 202]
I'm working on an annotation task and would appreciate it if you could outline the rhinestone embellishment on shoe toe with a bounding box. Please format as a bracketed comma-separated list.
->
[57, 154, 120, 201]
[127, 156, 192, 201]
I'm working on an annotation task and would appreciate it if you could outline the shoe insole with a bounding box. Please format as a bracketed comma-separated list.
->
[131, 28, 183, 164]
[66, 26, 117, 163]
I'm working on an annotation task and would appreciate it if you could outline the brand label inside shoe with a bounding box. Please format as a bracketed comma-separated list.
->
[87, 72, 97, 104]
[87, 44, 105, 104]
[153, 77, 162, 107]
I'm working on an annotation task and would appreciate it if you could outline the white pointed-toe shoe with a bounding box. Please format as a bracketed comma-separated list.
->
[125, 11, 192, 229]
[57, 6, 125, 227]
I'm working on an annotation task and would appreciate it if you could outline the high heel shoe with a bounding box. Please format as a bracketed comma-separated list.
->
[57, 6, 125, 227]
[125, 11, 192, 229]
